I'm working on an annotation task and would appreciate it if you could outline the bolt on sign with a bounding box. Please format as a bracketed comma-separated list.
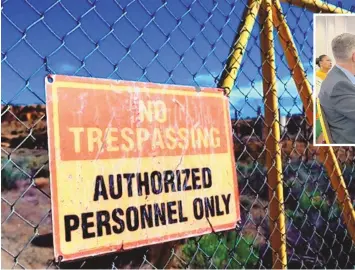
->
[45, 75, 240, 262]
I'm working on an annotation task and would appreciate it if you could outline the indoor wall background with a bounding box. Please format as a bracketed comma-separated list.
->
[315, 15, 355, 63]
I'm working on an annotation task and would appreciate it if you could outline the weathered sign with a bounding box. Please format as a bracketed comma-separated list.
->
[45, 75, 240, 261]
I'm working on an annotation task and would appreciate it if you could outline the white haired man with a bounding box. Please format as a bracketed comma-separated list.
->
[318, 33, 355, 144]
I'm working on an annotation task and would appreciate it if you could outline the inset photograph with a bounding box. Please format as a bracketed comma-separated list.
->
[314, 14, 355, 145]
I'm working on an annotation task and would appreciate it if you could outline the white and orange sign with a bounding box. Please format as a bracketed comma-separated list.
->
[45, 75, 240, 262]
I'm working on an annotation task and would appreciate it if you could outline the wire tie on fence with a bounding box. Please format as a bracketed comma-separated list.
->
[47, 75, 54, 84]
[235, 220, 243, 231]
[57, 255, 63, 265]
[218, 87, 231, 97]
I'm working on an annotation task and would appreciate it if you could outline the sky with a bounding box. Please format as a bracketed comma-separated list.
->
[2, 0, 355, 119]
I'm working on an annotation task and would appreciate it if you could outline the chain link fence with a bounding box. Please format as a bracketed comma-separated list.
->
[2, 0, 355, 269]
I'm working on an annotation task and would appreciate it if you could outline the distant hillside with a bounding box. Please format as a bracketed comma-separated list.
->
[1, 105, 46, 123]
[2, 105, 354, 169]
[1, 105, 310, 150]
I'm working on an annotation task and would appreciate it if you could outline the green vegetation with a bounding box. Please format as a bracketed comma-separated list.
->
[182, 232, 259, 269]
[1, 151, 353, 267]
[1, 153, 48, 190]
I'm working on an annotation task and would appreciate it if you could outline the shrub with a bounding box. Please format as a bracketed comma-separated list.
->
[182, 232, 259, 269]
[1, 153, 49, 190]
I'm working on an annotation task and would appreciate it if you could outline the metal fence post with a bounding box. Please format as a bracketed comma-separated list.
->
[280, 0, 352, 14]
[218, 0, 262, 95]
[273, 0, 355, 244]
[318, 147, 355, 242]
[259, 0, 287, 268]
[272, 0, 314, 127]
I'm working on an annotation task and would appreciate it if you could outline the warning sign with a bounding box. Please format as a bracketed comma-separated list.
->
[45, 75, 240, 262]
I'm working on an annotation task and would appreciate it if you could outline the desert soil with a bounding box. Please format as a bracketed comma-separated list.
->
[2, 181, 54, 269]
[2, 106, 354, 268]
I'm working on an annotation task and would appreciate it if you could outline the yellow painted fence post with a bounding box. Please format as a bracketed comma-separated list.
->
[273, 0, 355, 243]
[280, 0, 352, 14]
[259, 0, 287, 268]
[219, 0, 262, 94]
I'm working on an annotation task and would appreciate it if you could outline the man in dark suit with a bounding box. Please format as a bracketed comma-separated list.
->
[318, 33, 355, 144]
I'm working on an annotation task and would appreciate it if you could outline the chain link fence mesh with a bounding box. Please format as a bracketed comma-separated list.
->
[2, 0, 355, 269]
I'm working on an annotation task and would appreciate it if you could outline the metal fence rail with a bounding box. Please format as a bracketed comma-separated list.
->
[2, 0, 355, 269]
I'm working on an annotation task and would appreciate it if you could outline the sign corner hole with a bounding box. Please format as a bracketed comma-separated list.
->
[47, 75, 54, 84]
